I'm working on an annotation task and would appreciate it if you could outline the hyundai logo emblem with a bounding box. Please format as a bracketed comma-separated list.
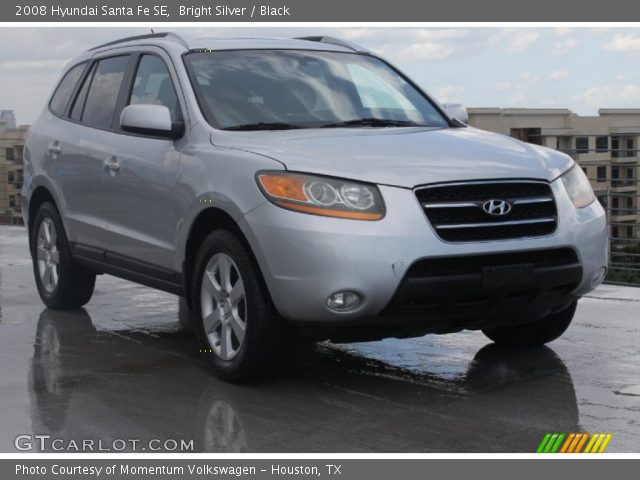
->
[482, 199, 512, 216]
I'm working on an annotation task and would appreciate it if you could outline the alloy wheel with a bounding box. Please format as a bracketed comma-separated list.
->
[200, 253, 247, 360]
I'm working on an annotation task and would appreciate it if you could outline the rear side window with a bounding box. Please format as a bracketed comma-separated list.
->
[70, 62, 96, 121]
[49, 63, 86, 116]
[81, 55, 130, 128]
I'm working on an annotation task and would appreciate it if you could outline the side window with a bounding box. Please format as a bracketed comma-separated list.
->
[82, 55, 130, 128]
[129, 55, 179, 123]
[49, 63, 86, 116]
[70, 62, 96, 121]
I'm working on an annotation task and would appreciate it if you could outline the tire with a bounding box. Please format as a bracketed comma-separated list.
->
[482, 301, 577, 346]
[192, 229, 292, 382]
[31, 202, 96, 309]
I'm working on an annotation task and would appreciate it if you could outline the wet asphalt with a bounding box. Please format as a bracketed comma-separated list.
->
[0, 226, 638, 453]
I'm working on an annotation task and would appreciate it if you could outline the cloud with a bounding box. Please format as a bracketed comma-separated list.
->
[434, 85, 464, 102]
[579, 84, 640, 107]
[552, 38, 578, 55]
[490, 29, 540, 53]
[549, 68, 569, 80]
[508, 72, 540, 104]
[495, 81, 511, 91]
[553, 27, 572, 36]
[0, 59, 69, 71]
[377, 42, 456, 61]
[603, 33, 640, 52]
[353, 28, 475, 62]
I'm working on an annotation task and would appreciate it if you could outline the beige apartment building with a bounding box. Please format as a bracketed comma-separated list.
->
[468, 108, 640, 242]
[0, 116, 27, 225]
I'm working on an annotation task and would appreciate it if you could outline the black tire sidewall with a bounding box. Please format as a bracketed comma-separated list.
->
[191, 229, 286, 381]
[31, 202, 71, 305]
[31, 202, 95, 309]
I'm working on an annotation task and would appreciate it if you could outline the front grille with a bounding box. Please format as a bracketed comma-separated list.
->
[415, 181, 558, 242]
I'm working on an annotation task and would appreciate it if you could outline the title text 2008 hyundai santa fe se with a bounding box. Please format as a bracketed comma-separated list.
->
[22, 33, 608, 381]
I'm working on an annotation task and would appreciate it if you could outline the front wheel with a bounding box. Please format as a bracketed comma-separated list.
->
[192, 229, 292, 382]
[31, 202, 96, 309]
[482, 301, 577, 346]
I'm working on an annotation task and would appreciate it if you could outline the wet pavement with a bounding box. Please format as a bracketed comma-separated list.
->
[0, 225, 639, 453]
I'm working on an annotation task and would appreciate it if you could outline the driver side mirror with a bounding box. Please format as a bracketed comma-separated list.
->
[442, 103, 469, 124]
[120, 104, 183, 139]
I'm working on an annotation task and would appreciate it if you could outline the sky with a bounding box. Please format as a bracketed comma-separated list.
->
[1, 26, 639, 125]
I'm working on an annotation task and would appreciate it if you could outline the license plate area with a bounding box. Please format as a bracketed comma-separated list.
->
[483, 264, 534, 288]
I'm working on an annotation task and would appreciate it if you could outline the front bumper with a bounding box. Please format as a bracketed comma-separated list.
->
[240, 179, 608, 331]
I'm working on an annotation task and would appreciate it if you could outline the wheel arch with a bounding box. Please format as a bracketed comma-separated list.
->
[27, 186, 57, 251]
[182, 207, 271, 309]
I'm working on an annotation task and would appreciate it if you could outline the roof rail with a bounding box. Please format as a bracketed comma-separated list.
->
[89, 32, 188, 51]
[294, 36, 367, 53]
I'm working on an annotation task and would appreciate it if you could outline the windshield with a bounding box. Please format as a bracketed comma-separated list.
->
[184, 49, 449, 130]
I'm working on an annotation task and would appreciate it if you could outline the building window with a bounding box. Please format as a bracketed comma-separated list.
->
[612, 166, 620, 179]
[582, 167, 588, 175]
[597, 193, 608, 209]
[612, 196, 619, 213]
[612, 226, 619, 238]
[7, 171, 14, 183]
[626, 225, 634, 239]
[597, 166, 607, 182]
[596, 136, 608, 153]
[15, 146, 24, 162]
[626, 167, 634, 179]
[5, 147, 15, 161]
[510, 128, 542, 145]
[575, 136, 589, 153]
[8, 195, 15, 208]
[626, 196, 634, 212]
[626, 138, 634, 158]
[612, 136, 620, 158]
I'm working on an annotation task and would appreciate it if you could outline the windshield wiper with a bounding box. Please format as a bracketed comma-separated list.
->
[320, 118, 427, 128]
[223, 122, 307, 131]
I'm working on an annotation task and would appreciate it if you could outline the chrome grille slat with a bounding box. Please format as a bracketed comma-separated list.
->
[423, 195, 553, 209]
[435, 217, 556, 230]
[415, 181, 558, 242]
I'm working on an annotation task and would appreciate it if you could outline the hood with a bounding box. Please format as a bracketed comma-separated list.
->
[211, 126, 574, 188]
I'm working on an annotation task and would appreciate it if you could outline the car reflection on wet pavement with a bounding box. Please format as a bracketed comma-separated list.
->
[1, 226, 639, 452]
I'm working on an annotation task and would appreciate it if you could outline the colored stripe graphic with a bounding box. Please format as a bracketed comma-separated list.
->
[560, 433, 575, 453]
[537, 433, 612, 453]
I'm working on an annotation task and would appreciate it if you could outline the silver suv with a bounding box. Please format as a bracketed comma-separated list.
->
[23, 33, 608, 381]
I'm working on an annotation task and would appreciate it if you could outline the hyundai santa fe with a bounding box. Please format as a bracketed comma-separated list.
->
[22, 33, 608, 381]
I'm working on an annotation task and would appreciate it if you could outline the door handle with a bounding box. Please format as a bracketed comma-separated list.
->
[47, 142, 62, 156]
[103, 157, 120, 173]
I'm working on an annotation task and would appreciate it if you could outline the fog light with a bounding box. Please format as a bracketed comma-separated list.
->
[326, 291, 361, 312]
[591, 267, 607, 287]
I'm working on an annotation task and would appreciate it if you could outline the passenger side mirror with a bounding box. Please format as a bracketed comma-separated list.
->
[120, 104, 183, 139]
[442, 103, 469, 124]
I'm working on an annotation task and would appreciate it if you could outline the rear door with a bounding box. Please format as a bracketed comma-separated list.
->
[99, 49, 186, 272]
[61, 54, 132, 252]
[42, 56, 132, 252]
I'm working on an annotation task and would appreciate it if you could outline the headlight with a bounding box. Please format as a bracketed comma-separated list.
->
[257, 172, 385, 220]
[560, 164, 596, 208]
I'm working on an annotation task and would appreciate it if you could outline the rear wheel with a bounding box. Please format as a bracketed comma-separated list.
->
[482, 301, 577, 346]
[192, 229, 292, 382]
[31, 202, 96, 309]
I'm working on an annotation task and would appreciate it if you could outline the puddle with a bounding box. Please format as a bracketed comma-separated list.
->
[615, 385, 640, 397]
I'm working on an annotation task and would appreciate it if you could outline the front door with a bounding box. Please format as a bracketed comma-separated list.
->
[100, 51, 186, 272]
